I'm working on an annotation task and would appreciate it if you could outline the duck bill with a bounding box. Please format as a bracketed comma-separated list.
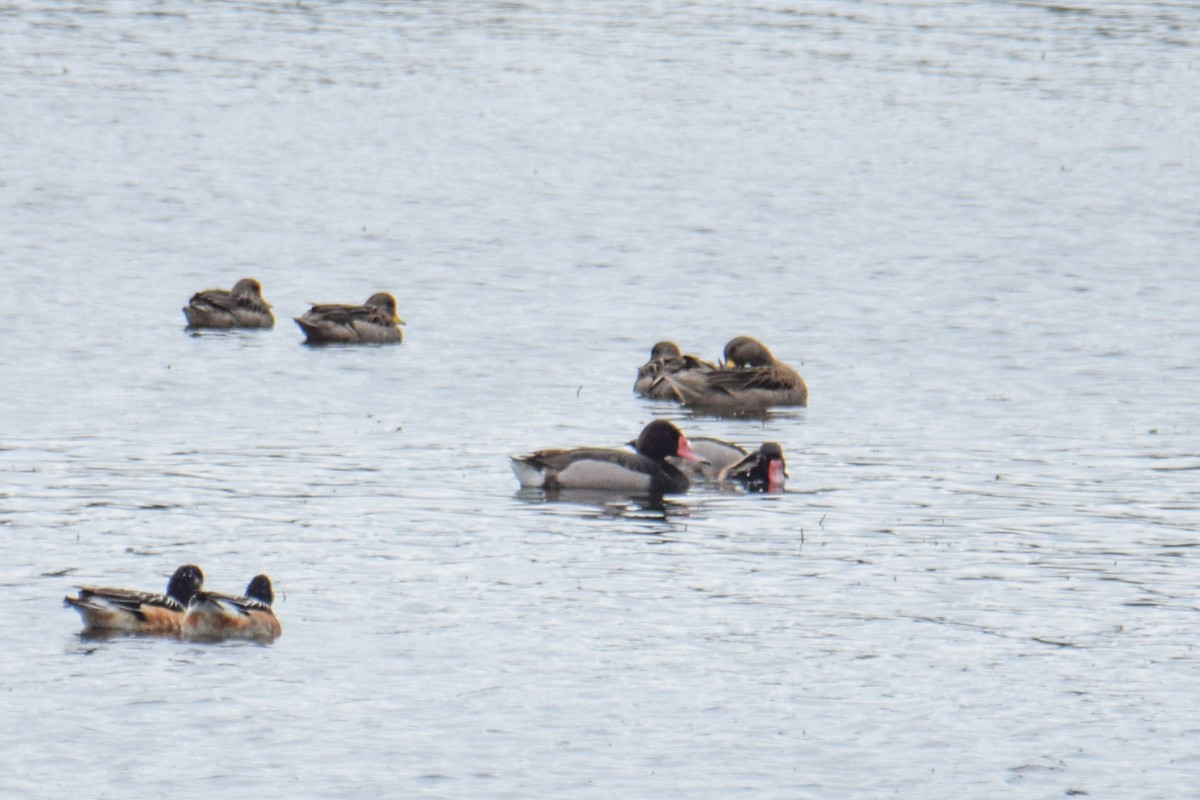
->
[676, 437, 707, 464]
[767, 459, 788, 487]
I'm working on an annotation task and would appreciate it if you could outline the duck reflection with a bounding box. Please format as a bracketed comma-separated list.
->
[74, 627, 165, 643]
[513, 487, 692, 522]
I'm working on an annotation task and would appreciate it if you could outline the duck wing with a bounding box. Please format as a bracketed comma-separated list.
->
[512, 448, 682, 492]
[301, 303, 364, 325]
[194, 590, 272, 616]
[673, 354, 717, 373]
[515, 448, 640, 473]
[233, 292, 271, 316]
[306, 302, 395, 328]
[63, 587, 184, 630]
[686, 437, 748, 477]
[71, 586, 182, 614]
[185, 590, 280, 639]
[705, 365, 800, 393]
[715, 450, 763, 481]
[188, 288, 237, 314]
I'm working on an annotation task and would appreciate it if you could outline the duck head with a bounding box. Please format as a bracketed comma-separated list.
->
[723, 336, 776, 368]
[167, 564, 205, 605]
[246, 574, 275, 606]
[634, 420, 704, 463]
[365, 292, 404, 325]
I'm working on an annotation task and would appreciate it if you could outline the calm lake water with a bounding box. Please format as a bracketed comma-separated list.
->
[3, 1, 1199, 797]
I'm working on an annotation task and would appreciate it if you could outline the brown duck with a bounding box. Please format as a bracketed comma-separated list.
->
[183, 278, 274, 329]
[183, 574, 282, 641]
[657, 336, 807, 412]
[294, 292, 404, 345]
[634, 341, 717, 399]
[63, 564, 205, 634]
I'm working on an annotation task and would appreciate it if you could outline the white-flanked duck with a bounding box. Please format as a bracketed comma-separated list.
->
[658, 336, 807, 412]
[511, 420, 705, 494]
[183, 574, 281, 641]
[183, 278, 274, 329]
[634, 341, 717, 399]
[63, 564, 205, 634]
[294, 292, 404, 345]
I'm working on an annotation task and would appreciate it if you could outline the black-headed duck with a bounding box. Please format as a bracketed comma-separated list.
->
[511, 420, 705, 494]
[183, 574, 281, 641]
[63, 564, 205, 634]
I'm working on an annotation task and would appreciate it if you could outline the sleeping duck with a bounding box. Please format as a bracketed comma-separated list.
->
[183, 278, 274, 329]
[294, 292, 404, 345]
[634, 341, 717, 399]
[657, 336, 807, 413]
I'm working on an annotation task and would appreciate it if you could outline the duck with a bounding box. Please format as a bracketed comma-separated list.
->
[634, 341, 717, 399]
[510, 419, 706, 494]
[658, 336, 807, 412]
[182, 574, 281, 641]
[720, 442, 788, 491]
[669, 438, 788, 491]
[294, 292, 404, 344]
[183, 278, 274, 329]
[63, 564, 204, 634]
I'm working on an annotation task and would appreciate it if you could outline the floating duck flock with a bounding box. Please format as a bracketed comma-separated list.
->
[65, 277, 807, 641]
[64, 566, 281, 641]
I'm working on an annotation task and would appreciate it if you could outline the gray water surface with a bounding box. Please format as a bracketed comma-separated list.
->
[3, 1, 1199, 797]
